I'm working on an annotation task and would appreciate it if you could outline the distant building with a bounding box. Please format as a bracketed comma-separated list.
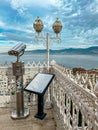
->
[72, 67, 86, 75]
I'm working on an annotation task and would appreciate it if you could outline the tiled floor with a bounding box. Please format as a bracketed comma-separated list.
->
[0, 106, 56, 130]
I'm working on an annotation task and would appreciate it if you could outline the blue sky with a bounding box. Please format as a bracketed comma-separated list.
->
[0, 0, 98, 52]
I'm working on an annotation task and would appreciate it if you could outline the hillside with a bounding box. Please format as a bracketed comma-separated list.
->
[1, 46, 98, 55]
[25, 46, 98, 55]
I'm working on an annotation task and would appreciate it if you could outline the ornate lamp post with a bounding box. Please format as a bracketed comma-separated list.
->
[33, 16, 62, 71]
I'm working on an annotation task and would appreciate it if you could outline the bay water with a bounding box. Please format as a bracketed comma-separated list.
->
[0, 54, 98, 69]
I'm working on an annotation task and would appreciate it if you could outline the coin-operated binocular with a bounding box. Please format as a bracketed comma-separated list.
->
[8, 43, 29, 119]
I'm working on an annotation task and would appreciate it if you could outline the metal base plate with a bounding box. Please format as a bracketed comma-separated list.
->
[11, 108, 29, 119]
[35, 113, 47, 120]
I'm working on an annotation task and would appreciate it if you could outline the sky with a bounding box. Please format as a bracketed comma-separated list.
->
[0, 0, 98, 52]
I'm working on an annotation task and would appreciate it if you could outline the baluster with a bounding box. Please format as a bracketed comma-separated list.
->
[72, 103, 75, 129]
[56, 87, 59, 107]
[33, 94, 36, 105]
[45, 87, 52, 109]
[82, 115, 85, 130]
[61, 91, 65, 116]
[54, 81, 57, 101]
[59, 88, 62, 114]
[67, 96, 71, 129]
[52, 80, 55, 97]
[76, 108, 79, 129]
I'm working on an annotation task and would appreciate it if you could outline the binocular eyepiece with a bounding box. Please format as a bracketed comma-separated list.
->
[8, 43, 26, 57]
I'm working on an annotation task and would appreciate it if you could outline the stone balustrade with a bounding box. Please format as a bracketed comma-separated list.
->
[51, 62, 98, 130]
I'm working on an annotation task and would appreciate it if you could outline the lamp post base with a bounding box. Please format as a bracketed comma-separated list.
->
[11, 108, 29, 119]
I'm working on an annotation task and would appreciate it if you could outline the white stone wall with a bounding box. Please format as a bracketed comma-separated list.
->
[0, 75, 8, 95]
[0, 62, 47, 107]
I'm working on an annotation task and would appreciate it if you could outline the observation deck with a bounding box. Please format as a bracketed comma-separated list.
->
[0, 61, 98, 130]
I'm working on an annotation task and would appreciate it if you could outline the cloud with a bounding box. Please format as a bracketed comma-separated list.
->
[0, 40, 17, 52]
[0, 40, 45, 53]
[0, 20, 6, 27]
[0, 33, 6, 38]
[1, 0, 98, 53]
[26, 44, 45, 50]
[7, 0, 58, 14]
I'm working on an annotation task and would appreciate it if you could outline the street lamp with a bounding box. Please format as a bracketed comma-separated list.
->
[33, 16, 62, 71]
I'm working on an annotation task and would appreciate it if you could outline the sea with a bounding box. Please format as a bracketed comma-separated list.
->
[0, 54, 98, 70]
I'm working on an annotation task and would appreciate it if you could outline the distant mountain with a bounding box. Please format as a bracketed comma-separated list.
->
[25, 46, 98, 55]
[0, 46, 98, 55]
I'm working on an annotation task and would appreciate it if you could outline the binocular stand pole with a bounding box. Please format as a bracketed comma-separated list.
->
[11, 61, 29, 119]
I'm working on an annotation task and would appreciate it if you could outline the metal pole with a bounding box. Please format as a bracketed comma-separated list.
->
[46, 32, 50, 71]
[35, 94, 46, 119]
[16, 75, 24, 116]
[11, 62, 29, 119]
